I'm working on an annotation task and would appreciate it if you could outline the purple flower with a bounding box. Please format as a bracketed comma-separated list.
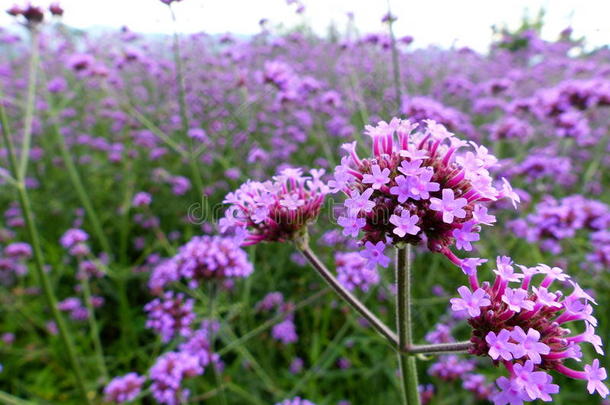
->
[510, 327, 550, 364]
[360, 241, 390, 268]
[408, 168, 440, 200]
[150, 351, 203, 405]
[450, 286, 490, 317]
[485, 329, 515, 361]
[60, 228, 89, 249]
[429, 189, 467, 224]
[336, 252, 380, 292]
[452, 221, 480, 251]
[389, 211, 420, 237]
[584, 360, 608, 397]
[390, 175, 413, 203]
[132, 192, 152, 207]
[144, 292, 195, 343]
[344, 188, 375, 214]
[171, 236, 253, 288]
[460, 257, 487, 276]
[104, 373, 145, 403]
[275, 397, 315, 405]
[502, 288, 535, 313]
[272, 318, 298, 344]
[338, 215, 366, 237]
[362, 164, 391, 189]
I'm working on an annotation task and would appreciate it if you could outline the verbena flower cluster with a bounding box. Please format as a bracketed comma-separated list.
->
[103, 373, 146, 403]
[509, 195, 610, 255]
[144, 291, 195, 343]
[335, 251, 380, 292]
[449, 256, 607, 403]
[332, 118, 518, 267]
[275, 397, 315, 405]
[221, 168, 329, 245]
[148, 235, 253, 293]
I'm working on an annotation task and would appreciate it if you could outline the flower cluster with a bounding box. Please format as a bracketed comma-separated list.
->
[172, 236, 253, 287]
[335, 251, 380, 292]
[103, 373, 146, 403]
[60, 228, 90, 257]
[509, 195, 610, 254]
[148, 235, 253, 293]
[256, 291, 299, 344]
[332, 118, 517, 266]
[449, 256, 607, 403]
[221, 168, 328, 245]
[149, 351, 203, 405]
[144, 292, 196, 343]
[275, 398, 315, 405]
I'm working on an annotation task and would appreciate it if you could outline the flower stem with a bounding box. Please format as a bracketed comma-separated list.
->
[396, 246, 420, 405]
[79, 273, 109, 382]
[386, 0, 403, 113]
[405, 341, 472, 355]
[0, 52, 92, 405]
[17, 28, 40, 181]
[296, 239, 399, 348]
[50, 122, 112, 254]
[168, 4, 205, 202]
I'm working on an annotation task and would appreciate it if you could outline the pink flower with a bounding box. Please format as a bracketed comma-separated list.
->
[389, 211, 420, 237]
[429, 189, 467, 224]
[362, 165, 390, 189]
[450, 286, 490, 317]
[360, 241, 390, 268]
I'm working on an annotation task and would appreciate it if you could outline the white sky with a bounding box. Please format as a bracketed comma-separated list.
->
[0, 0, 608, 52]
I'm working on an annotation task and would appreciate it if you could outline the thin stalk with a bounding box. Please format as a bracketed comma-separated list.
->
[208, 283, 228, 405]
[50, 123, 112, 254]
[1, 72, 92, 405]
[79, 273, 108, 382]
[168, 5, 205, 201]
[17, 28, 40, 181]
[405, 341, 472, 355]
[0, 390, 35, 405]
[396, 246, 420, 405]
[296, 239, 399, 348]
[386, 0, 402, 113]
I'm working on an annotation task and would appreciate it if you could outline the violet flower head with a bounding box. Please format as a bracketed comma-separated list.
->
[144, 291, 195, 343]
[335, 251, 380, 292]
[449, 255, 607, 402]
[275, 398, 315, 405]
[331, 118, 515, 266]
[172, 235, 253, 287]
[221, 168, 328, 245]
[103, 373, 146, 403]
[149, 351, 203, 405]
[271, 318, 298, 344]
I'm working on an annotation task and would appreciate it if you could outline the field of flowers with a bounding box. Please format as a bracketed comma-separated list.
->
[0, 2, 608, 405]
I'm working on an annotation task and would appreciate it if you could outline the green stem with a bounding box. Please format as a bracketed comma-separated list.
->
[50, 123, 112, 254]
[0, 61, 92, 405]
[296, 239, 398, 348]
[396, 246, 420, 405]
[17, 29, 40, 181]
[208, 283, 228, 405]
[169, 5, 205, 201]
[386, 0, 403, 114]
[79, 273, 108, 382]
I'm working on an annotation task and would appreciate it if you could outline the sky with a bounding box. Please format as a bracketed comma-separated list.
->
[0, 0, 608, 52]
